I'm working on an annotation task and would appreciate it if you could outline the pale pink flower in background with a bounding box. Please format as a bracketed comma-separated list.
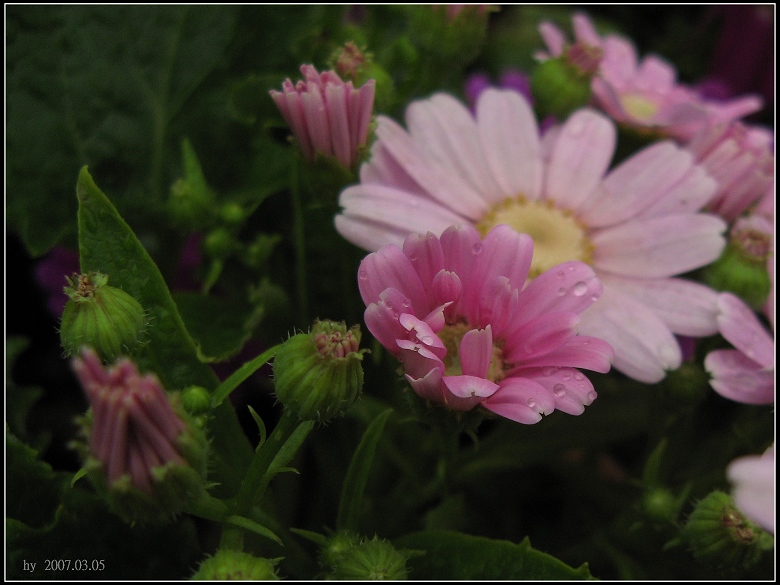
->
[727, 444, 775, 535]
[704, 293, 774, 405]
[270, 64, 375, 169]
[536, 13, 763, 142]
[337, 88, 727, 383]
[358, 224, 613, 423]
[72, 348, 188, 493]
[687, 122, 774, 222]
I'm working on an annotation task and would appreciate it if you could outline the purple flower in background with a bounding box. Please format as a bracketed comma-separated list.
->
[34, 247, 80, 316]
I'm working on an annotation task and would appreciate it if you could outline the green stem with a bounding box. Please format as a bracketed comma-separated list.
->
[233, 409, 308, 513]
[211, 344, 282, 408]
[290, 159, 309, 326]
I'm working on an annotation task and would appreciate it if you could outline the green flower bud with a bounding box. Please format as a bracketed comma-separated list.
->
[681, 491, 774, 570]
[320, 530, 361, 570]
[72, 349, 209, 525]
[60, 272, 147, 361]
[191, 550, 281, 580]
[273, 320, 366, 422]
[329, 535, 409, 581]
[642, 487, 680, 524]
[702, 218, 772, 310]
[531, 42, 602, 119]
[219, 201, 246, 226]
[181, 385, 212, 416]
[204, 228, 236, 260]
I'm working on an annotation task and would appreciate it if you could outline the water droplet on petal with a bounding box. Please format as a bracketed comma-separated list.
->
[572, 281, 588, 296]
[587, 391, 597, 403]
[409, 253, 418, 262]
[542, 366, 559, 377]
[472, 243, 483, 254]
[358, 270, 368, 280]
[558, 288, 567, 296]
[590, 294, 600, 302]
[553, 384, 566, 397]
[402, 299, 411, 308]
[527, 398, 537, 410]
[573, 372, 584, 381]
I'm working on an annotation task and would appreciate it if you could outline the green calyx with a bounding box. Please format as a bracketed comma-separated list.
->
[60, 272, 148, 361]
[325, 533, 410, 580]
[191, 550, 281, 580]
[273, 320, 367, 422]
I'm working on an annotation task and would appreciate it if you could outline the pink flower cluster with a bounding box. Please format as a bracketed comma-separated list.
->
[727, 444, 775, 535]
[536, 13, 763, 141]
[359, 224, 613, 424]
[72, 348, 187, 493]
[270, 64, 375, 169]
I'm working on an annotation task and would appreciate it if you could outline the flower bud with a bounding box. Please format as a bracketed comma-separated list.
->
[702, 216, 772, 309]
[531, 41, 602, 119]
[328, 535, 409, 580]
[72, 348, 209, 525]
[60, 272, 147, 361]
[180, 385, 212, 416]
[681, 491, 774, 569]
[273, 320, 366, 422]
[642, 487, 680, 524]
[191, 550, 281, 580]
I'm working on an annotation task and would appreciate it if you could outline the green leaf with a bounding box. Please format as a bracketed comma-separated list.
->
[7, 5, 238, 256]
[395, 531, 596, 580]
[212, 344, 281, 408]
[75, 167, 252, 497]
[173, 292, 260, 363]
[6, 337, 46, 448]
[337, 408, 394, 532]
[6, 428, 70, 530]
[226, 515, 283, 546]
[247, 406, 268, 451]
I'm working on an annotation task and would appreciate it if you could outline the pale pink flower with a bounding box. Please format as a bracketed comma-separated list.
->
[687, 122, 774, 222]
[727, 444, 775, 535]
[270, 64, 375, 169]
[704, 293, 774, 405]
[72, 348, 188, 493]
[358, 224, 613, 424]
[536, 13, 763, 142]
[337, 88, 727, 382]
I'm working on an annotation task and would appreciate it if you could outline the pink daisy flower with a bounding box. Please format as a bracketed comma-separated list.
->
[704, 292, 774, 405]
[270, 64, 375, 169]
[358, 224, 613, 424]
[72, 347, 188, 493]
[727, 443, 775, 535]
[687, 122, 774, 222]
[337, 88, 727, 383]
[536, 13, 763, 142]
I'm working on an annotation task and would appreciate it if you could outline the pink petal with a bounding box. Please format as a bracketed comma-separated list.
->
[406, 367, 445, 404]
[705, 349, 774, 405]
[538, 21, 565, 56]
[503, 312, 579, 363]
[375, 114, 488, 219]
[325, 83, 352, 167]
[600, 275, 720, 337]
[513, 261, 602, 325]
[403, 231, 445, 287]
[727, 446, 776, 535]
[578, 286, 680, 383]
[636, 164, 717, 219]
[473, 225, 533, 294]
[360, 133, 426, 193]
[579, 142, 695, 228]
[591, 214, 727, 278]
[399, 313, 447, 359]
[509, 336, 613, 374]
[521, 366, 597, 416]
[442, 374, 499, 400]
[406, 93, 503, 203]
[363, 292, 411, 354]
[572, 13, 601, 46]
[335, 214, 408, 252]
[358, 244, 430, 314]
[717, 293, 775, 368]
[459, 326, 493, 379]
[476, 88, 543, 201]
[398, 340, 445, 381]
[482, 377, 555, 424]
[544, 109, 616, 211]
[439, 224, 483, 289]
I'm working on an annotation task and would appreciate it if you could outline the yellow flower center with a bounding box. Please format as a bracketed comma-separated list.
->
[477, 197, 593, 278]
[438, 322, 506, 382]
[620, 93, 659, 122]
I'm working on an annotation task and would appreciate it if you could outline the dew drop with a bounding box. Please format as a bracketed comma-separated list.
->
[402, 299, 411, 308]
[358, 270, 368, 280]
[558, 288, 567, 296]
[562, 372, 571, 381]
[542, 366, 559, 377]
[573, 372, 584, 381]
[472, 243, 483, 254]
[409, 253, 418, 262]
[527, 398, 537, 410]
[587, 391, 597, 403]
[572, 281, 588, 296]
[553, 384, 566, 397]
[590, 294, 600, 302]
